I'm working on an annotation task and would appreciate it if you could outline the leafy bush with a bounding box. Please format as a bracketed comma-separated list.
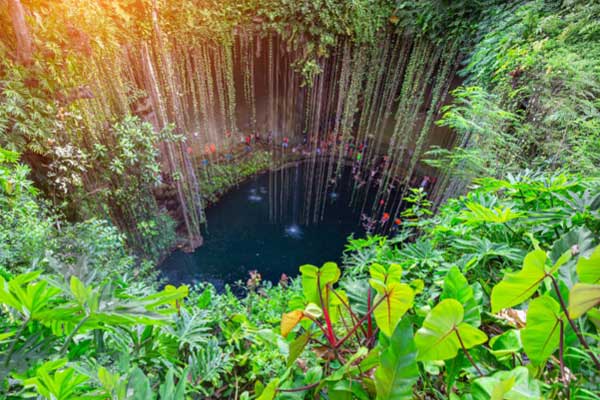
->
[0, 149, 53, 272]
[430, 1, 600, 176]
[267, 172, 600, 398]
[2, 160, 598, 398]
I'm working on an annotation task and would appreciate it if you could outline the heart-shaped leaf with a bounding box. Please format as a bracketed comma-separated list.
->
[415, 299, 487, 361]
[300, 262, 341, 305]
[491, 249, 547, 313]
[373, 282, 414, 337]
[521, 296, 562, 366]
[441, 266, 481, 327]
[370, 263, 402, 294]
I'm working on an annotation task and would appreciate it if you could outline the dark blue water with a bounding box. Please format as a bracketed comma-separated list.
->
[159, 162, 365, 289]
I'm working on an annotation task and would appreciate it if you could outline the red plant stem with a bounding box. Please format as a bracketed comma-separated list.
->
[334, 295, 386, 349]
[317, 274, 336, 345]
[305, 315, 330, 341]
[549, 275, 600, 370]
[330, 285, 367, 338]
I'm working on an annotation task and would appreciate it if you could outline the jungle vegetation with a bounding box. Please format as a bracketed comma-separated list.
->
[0, 0, 599, 399]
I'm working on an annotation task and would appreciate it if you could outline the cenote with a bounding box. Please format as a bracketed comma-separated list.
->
[159, 161, 369, 289]
[3, 0, 599, 397]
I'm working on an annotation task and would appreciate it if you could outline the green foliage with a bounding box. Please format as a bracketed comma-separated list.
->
[473, 367, 541, 399]
[2, 156, 600, 398]
[0, 62, 59, 156]
[521, 295, 563, 367]
[0, 150, 296, 399]
[490, 248, 548, 313]
[1, 0, 600, 397]
[327, 171, 600, 398]
[0, 156, 52, 272]
[23, 359, 89, 400]
[429, 1, 600, 176]
[90, 116, 180, 260]
[414, 299, 487, 361]
[199, 150, 273, 204]
[440, 266, 480, 327]
[374, 319, 419, 400]
[370, 264, 414, 337]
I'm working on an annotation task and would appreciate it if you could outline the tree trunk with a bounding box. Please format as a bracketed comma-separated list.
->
[8, 0, 33, 66]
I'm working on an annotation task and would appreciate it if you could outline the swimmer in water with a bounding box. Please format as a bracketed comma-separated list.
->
[420, 176, 431, 189]
[381, 212, 390, 224]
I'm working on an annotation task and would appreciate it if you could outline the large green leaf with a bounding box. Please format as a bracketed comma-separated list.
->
[158, 368, 187, 400]
[375, 319, 419, 400]
[370, 263, 402, 294]
[373, 282, 414, 337]
[521, 296, 562, 367]
[472, 367, 541, 400]
[23, 359, 89, 400]
[287, 331, 310, 367]
[128, 368, 155, 400]
[461, 203, 522, 224]
[0, 272, 61, 319]
[415, 299, 487, 361]
[441, 266, 481, 327]
[491, 249, 547, 313]
[551, 227, 595, 288]
[300, 262, 341, 305]
[257, 379, 279, 400]
[489, 329, 522, 360]
[569, 283, 600, 318]
[576, 245, 600, 284]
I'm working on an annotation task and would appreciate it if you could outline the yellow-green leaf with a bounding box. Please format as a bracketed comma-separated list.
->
[521, 296, 562, 367]
[415, 299, 487, 361]
[300, 262, 340, 305]
[373, 282, 414, 337]
[281, 310, 304, 338]
[576, 245, 600, 284]
[569, 283, 600, 319]
[491, 249, 547, 313]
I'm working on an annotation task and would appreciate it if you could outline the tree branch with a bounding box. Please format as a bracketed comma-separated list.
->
[8, 0, 33, 66]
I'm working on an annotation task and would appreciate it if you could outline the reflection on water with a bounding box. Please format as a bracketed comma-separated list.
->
[284, 224, 303, 239]
[159, 162, 364, 289]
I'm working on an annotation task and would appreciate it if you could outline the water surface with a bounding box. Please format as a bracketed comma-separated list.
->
[159, 162, 364, 289]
